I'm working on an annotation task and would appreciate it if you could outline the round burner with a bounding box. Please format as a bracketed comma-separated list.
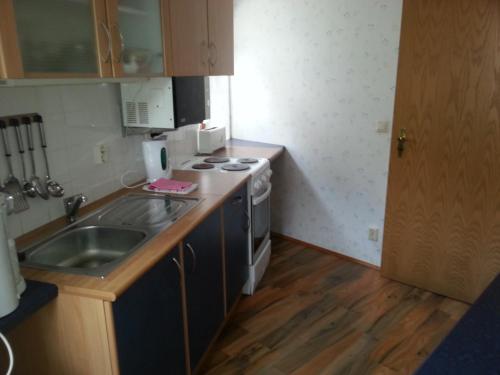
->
[192, 163, 215, 170]
[222, 163, 251, 172]
[237, 158, 259, 164]
[203, 157, 230, 163]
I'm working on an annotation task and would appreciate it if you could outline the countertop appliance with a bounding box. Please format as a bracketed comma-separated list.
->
[181, 156, 272, 294]
[121, 77, 207, 130]
[0, 193, 23, 318]
[142, 136, 172, 183]
[197, 126, 226, 154]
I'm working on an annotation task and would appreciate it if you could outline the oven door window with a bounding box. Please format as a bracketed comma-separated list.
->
[252, 192, 270, 256]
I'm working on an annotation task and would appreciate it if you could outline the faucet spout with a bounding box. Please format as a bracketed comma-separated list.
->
[64, 193, 88, 224]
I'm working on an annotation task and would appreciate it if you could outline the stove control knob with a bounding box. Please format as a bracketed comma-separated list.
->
[254, 181, 263, 190]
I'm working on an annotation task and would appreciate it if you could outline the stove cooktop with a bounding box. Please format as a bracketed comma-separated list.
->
[180, 156, 269, 177]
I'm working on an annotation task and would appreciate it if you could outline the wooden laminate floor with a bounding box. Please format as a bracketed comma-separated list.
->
[201, 237, 469, 375]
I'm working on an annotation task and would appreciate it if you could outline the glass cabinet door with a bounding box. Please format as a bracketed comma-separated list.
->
[13, 0, 99, 75]
[112, 0, 165, 76]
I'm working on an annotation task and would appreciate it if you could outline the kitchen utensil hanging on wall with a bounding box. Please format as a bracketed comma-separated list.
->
[10, 118, 36, 198]
[33, 115, 64, 197]
[23, 117, 49, 200]
[0, 120, 29, 212]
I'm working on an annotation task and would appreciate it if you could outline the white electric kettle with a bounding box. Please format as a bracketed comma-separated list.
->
[142, 136, 172, 183]
[0, 193, 25, 318]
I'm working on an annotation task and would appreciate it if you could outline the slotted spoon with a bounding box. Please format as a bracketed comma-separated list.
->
[24, 118, 49, 200]
[0, 119, 29, 212]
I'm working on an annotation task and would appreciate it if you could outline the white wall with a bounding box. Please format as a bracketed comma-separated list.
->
[0, 84, 145, 238]
[230, 0, 403, 265]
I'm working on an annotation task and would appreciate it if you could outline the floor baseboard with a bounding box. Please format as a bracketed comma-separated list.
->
[271, 232, 381, 271]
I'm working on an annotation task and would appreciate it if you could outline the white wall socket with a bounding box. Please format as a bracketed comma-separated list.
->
[376, 121, 390, 133]
[368, 227, 379, 242]
[94, 144, 109, 164]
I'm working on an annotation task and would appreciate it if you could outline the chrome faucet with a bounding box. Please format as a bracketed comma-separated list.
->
[63, 193, 88, 223]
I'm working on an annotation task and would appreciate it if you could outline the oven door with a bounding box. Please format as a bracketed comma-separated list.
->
[251, 183, 272, 262]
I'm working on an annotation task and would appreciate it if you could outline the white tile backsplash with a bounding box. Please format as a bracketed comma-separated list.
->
[0, 83, 146, 239]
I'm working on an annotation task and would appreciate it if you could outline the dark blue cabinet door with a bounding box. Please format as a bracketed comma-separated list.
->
[183, 209, 224, 371]
[113, 247, 186, 375]
[224, 184, 250, 311]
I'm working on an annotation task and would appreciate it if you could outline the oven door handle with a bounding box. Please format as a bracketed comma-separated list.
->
[253, 183, 272, 206]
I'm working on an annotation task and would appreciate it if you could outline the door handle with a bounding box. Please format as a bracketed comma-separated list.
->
[201, 41, 208, 66]
[112, 24, 125, 63]
[99, 22, 112, 63]
[397, 128, 407, 157]
[185, 243, 197, 274]
[208, 42, 218, 66]
[172, 257, 182, 273]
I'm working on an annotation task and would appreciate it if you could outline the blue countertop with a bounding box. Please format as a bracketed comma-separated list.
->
[0, 280, 58, 333]
[416, 274, 500, 375]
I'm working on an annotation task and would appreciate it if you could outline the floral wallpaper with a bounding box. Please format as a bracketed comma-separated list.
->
[231, 0, 403, 265]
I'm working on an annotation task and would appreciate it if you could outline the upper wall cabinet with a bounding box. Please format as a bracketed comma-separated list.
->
[1, 0, 110, 78]
[106, 0, 166, 77]
[0, 0, 233, 79]
[0, 0, 166, 79]
[166, 0, 234, 76]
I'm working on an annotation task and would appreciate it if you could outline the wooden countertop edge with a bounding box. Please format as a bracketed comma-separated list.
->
[215, 139, 285, 162]
[19, 172, 250, 302]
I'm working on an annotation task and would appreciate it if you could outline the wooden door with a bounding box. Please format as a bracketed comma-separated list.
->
[382, 0, 500, 303]
[113, 247, 187, 375]
[165, 0, 210, 76]
[207, 0, 234, 75]
[183, 209, 224, 372]
[224, 184, 249, 311]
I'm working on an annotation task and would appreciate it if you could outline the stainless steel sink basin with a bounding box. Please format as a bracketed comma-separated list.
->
[21, 194, 200, 277]
[23, 226, 147, 276]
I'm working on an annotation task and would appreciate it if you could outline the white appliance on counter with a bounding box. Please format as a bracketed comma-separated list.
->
[181, 156, 272, 294]
[142, 136, 172, 183]
[0, 193, 25, 318]
[197, 126, 226, 154]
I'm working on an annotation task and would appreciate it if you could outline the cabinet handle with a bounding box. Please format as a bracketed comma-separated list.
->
[100, 22, 112, 63]
[232, 196, 243, 205]
[172, 257, 182, 273]
[201, 41, 208, 66]
[112, 24, 125, 63]
[208, 42, 218, 66]
[243, 209, 250, 232]
[186, 243, 197, 274]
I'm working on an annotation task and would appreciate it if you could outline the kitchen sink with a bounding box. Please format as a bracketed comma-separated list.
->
[21, 194, 200, 277]
[23, 226, 147, 276]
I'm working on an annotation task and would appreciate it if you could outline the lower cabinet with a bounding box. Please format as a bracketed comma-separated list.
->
[112, 247, 186, 375]
[183, 209, 225, 371]
[11, 186, 251, 374]
[224, 184, 250, 311]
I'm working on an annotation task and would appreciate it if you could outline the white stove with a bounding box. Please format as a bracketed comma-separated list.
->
[180, 155, 272, 295]
[180, 156, 271, 196]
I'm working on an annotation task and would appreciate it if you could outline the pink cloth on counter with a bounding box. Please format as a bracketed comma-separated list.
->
[148, 178, 193, 192]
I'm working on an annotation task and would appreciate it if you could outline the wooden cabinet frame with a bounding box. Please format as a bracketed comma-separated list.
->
[0, 0, 169, 79]
[0, 0, 23, 78]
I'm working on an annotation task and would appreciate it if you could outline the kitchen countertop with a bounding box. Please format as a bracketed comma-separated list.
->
[17, 140, 284, 302]
[0, 280, 57, 333]
[215, 138, 285, 162]
[19, 170, 250, 302]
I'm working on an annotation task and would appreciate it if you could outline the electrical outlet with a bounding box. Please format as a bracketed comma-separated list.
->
[376, 121, 390, 133]
[368, 227, 379, 242]
[94, 144, 109, 164]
